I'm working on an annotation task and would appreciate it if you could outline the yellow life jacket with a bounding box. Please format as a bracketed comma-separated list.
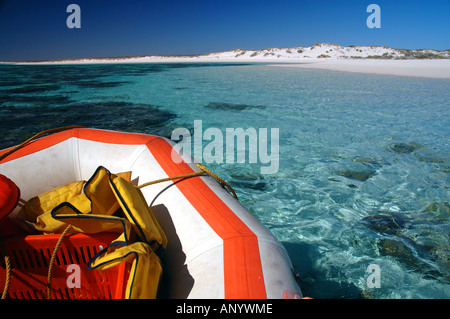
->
[17, 166, 167, 299]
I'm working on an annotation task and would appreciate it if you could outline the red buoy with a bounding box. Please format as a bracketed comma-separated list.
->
[0, 174, 20, 224]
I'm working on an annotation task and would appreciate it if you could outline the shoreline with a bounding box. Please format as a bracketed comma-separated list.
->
[2, 43, 449, 79]
[2, 57, 450, 79]
[270, 58, 450, 79]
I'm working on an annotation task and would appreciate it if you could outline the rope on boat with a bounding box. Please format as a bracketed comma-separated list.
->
[46, 225, 73, 299]
[138, 163, 238, 200]
[0, 126, 85, 163]
[0, 237, 11, 299]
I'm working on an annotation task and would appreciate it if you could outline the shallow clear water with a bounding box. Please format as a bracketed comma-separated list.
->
[1, 63, 449, 298]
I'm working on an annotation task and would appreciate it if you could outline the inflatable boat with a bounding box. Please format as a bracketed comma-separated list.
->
[0, 127, 302, 299]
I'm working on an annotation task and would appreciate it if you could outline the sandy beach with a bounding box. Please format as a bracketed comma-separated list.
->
[270, 59, 450, 79]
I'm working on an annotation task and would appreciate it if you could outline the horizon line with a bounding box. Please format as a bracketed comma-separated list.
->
[2, 43, 450, 64]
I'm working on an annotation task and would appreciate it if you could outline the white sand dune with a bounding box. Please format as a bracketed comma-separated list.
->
[3, 43, 450, 79]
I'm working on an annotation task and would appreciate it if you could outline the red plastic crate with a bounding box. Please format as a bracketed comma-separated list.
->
[0, 232, 128, 299]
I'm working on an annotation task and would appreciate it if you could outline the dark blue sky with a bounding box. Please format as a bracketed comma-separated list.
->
[0, 0, 449, 61]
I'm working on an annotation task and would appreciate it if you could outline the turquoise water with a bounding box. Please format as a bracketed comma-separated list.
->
[1, 63, 449, 298]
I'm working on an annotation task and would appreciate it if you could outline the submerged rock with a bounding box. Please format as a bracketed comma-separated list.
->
[361, 213, 408, 235]
[0, 94, 73, 106]
[333, 160, 378, 182]
[231, 178, 271, 191]
[65, 101, 177, 131]
[421, 202, 450, 220]
[335, 168, 376, 181]
[352, 157, 384, 170]
[71, 80, 130, 88]
[389, 142, 419, 154]
[204, 101, 265, 111]
[417, 155, 445, 164]
[431, 247, 450, 281]
[363, 210, 450, 281]
[229, 172, 274, 192]
[0, 80, 26, 87]
[377, 239, 417, 266]
[377, 238, 445, 280]
[334, 162, 377, 182]
[0, 101, 178, 149]
[1, 84, 61, 94]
